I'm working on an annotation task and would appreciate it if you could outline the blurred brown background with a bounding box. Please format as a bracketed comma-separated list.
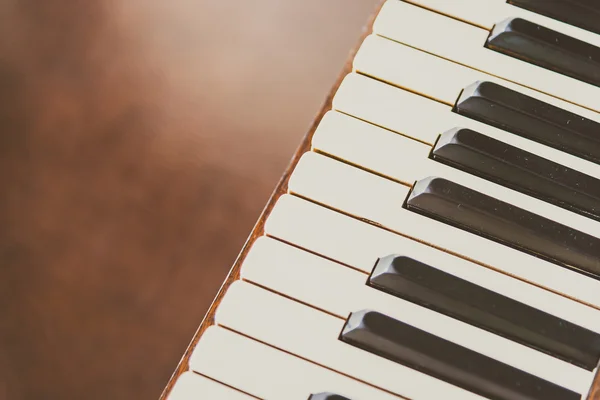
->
[0, 1, 380, 399]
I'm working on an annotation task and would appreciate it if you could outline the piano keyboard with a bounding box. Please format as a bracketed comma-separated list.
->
[162, 1, 600, 399]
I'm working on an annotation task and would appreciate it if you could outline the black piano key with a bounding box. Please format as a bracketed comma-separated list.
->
[368, 254, 600, 370]
[454, 81, 600, 165]
[308, 393, 351, 400]
[431, 127, 600, 221]
[485, 17, 600, 86]
[405, 177, 600, 279]
[340, 310, 579, 400]
[508, 0, 600, 35]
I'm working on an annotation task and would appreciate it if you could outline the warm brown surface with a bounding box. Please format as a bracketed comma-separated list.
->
[0, 1, 379, 399]
[159, 2, 385, 397]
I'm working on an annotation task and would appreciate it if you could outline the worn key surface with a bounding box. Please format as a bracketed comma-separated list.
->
[431, 127, 600, 221]
[405, 177, 600, 279]
[454, 81, 600, 165]
[486, 17, 600, 86]
[508, 0, 600, 35]
[340, 310, 580, 400]
[368, 254, 600, 370]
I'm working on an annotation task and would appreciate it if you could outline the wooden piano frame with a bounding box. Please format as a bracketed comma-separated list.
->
[159, 2, 600, 398]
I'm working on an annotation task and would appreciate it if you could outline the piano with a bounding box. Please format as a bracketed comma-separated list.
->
[159, 1, 600, 399]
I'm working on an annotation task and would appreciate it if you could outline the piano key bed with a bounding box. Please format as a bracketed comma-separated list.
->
[161, 1, 600, 399]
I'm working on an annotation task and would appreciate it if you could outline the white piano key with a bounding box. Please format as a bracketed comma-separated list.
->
[353, 34, 600, 124]
[373, 0, 600, 113]
[240, 237, 592, 393]
[167, 371, 252, 400]
[286, 152, 600, 309]
[189, 326, 399, 400]
[312, 110, 430, 185]
[215, 280, 486, 400]
[333, 73, 450, 145]
[406, 0, 600, 48]
[311, 111, 600, 239]
[264, 195, 600, 334]
[333, 73, 600, 179]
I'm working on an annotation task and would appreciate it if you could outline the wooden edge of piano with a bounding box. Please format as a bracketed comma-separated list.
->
[158, 1, 600, 398]
[158, 3, 386, 398]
